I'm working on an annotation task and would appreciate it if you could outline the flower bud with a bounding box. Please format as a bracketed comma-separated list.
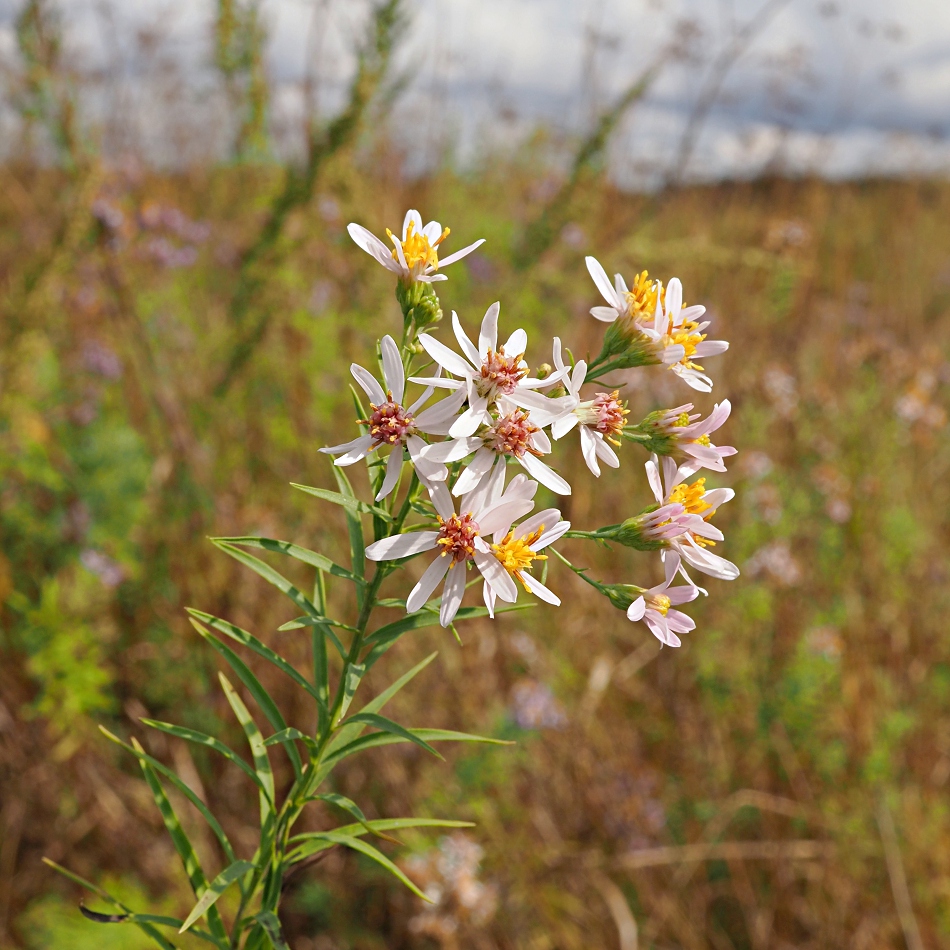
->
[595, 318, 663, 370]
[535, 362, 552, 380]
[396, 279, 443, 331]
[601, 583, 645, 611]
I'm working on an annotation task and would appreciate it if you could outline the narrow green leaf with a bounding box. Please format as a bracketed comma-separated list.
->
[186, 609, 320, 700]
[129, 743, 230, 944]
[42, 860, 185, 950]
[332, 466, 366, 606]
[344, 713, 443, 760]
[262, 727, 319, 753]
[310, 792, 400, 844]
[76, 907, 221, 945]
[338, 662, 366, 720]
[290, 483, 394, 522]
[141, 719, 271, 799]
[99, 728, 235, 864]
[311, 570, 330, 727]
[213, 536, 365, 586]
[190, 620, 302, 779]
[218, 673, 275, 825]
[286, 818, 475, 864]
[299, 832, 431, 901]
[210, 543, 345, 657]
[254, 911, 290, 950]
[276, 615, 356, 633]
[323, 727, 512, 768]
[179, 860, 255, 934]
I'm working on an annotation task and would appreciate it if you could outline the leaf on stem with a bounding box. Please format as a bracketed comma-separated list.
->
[290, 483, 394, 522]
[322, 727, 512, 769]
[262, 726, 319, 753]
[332, 466, 366, 606]
[343, 712, 444, 760]
[253, 911, 290, 950]
[179, 860, 255, 934]
[311, 792, 401, 844]
[213, 536, 365, 586]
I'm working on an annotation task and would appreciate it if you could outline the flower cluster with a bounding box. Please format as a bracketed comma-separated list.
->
[328, 210, 740, 645]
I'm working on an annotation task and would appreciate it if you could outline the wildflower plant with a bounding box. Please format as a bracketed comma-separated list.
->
[46, 209, 739, 947]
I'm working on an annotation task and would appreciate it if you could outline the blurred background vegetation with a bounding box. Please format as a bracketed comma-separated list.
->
[2, 0, 950, 947]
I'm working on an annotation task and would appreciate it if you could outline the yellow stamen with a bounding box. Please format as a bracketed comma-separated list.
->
[492, 527, 547, 591]
[669, 478, 712, 517]
[624, 270, 660, 319]
[648, 593, 671, 616]
[664, 317, 706, 371]
[385, 221, 450, 272]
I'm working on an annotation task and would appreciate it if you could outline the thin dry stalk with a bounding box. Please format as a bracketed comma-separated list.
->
[875, 797, 925, 950]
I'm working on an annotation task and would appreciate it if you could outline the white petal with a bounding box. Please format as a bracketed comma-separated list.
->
[406, 554, 451, 612]
[593, 436, 620, 468]
[531, 427, 552, 454]
[521, 571, 560, 605]
[439, 561, 467, 627]
[448, 396, 490, 439]
[403, 209, 423, 240]
[335, 436, 377, 467]
[413, 387, 468, 433]
[580, 425, 601, 477]
[347, 223, 402, 272]
[479, 302, 500, 358]
[366, 531, 439, 561]
[516, 507, 561, 540]
[408, 375, 461, 390]
[418, 333, 475, 378]
[477, 497, 534, 537]
[665, 277, 683, 322]
[693, 340, 729, 357]
[645, 612, 681, 647]
[438, 238, 485, 267]
[533, 520, 571, 550]
[452, 310, 480, 364]
[552, 413, 579, 439]
[452, 448, 495, 496]
[519, 454, 571, 495]
[422, 220, 442, 242]
[645, 458, 664, 503]
[321, 433, 373, 457]
[461, 455, 505, 515]
[483, 581, 496, 618]
[375, 448, 404, 501]
[350, 364, 386, 405]
[474, 549, 518, 602]
[406, 435, 447, 481]
[423, 436, 482, 463]
[626, 596, 646, 621]
[380, 335, 405, 403]
[586, 256, 623, 310]
[503, 328, 527, 357]
[426, 481, 455, 520]
[590, 306, 620, 322]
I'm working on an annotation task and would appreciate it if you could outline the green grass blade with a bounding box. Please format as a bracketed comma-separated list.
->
[343, 713, 443, 760]
[98, 728, 236, 864]
[77, 907, 221, 946]
[262, 727, 319, 753]
[310, 792, 400, 844]
[179, 860, 255, 934]
[190, 620, 302, 779]
[131, 742, 230, 944]
[290, 483, 394, 522]
[186, 609, 320, 700]
[312, 570, 331, 728]
[212, 536, 365, 586]
[141, 719, 272, 799]
[218, 673, 275, 826]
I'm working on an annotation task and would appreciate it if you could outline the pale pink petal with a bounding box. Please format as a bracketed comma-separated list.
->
[580, 425, 601, 477]
[439, 561, 467, 627]
[452, 448, 495, 496]
[519, 454, 571, 495]
[366, 531, 439, 561]
[626, 596, 646, 621]
[375, 448, 404, 501]
[474, 549, 518, 602]
[521, 571, 560, 605]
[406, 554, 451, 612]
[418, 333, 476, 378]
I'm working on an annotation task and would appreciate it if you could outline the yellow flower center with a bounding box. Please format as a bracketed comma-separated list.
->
[647, 593, 671, 616]
[386, 220, 450, 272]
[623, 270, 660, 320]
[669, 478, 712, 517]
[663, 318, 706, 371]
[492, 527, 547, 590]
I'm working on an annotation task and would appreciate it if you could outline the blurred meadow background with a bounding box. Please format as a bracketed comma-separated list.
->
[2, 0, 950, 947]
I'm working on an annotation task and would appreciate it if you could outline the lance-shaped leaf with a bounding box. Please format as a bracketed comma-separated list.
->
[213, 536, 365, 585]
[338, 662, 366, 721]
[290, 483, 394, 522]
[296, 832, 431, 901]
[254, 911, 290, 949]
[362, 606, 498, 667]
[218, 673, 275, 826]
[210, 542, 346, 657]
[186, 608, 320, 700]
[132, 739, 230, 944]
[99, 728, 236, 864]
[311, 792, 400, 844]
[343, 713, 443, 760]
[263, 727, 319, 753]
[141, 719, 273, 801]
[322, 727, 512, 769]
[190, 620, 302, 779]
[42, 860, 196, 950]
[179, 860, 255, 934]
[333, 466, 366, 607]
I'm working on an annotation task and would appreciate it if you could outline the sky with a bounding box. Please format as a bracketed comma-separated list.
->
[1, 0, 949, 184]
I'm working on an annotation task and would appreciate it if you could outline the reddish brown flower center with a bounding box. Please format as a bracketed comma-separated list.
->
[362, 396, 415, 446]
[483, 409, 540, 459]
[436, 513, 480, 562]
[577, 391, 629, 445]
[476, 347, 526, 399]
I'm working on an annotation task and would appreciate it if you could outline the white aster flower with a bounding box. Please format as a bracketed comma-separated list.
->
[422, 398, 571, 497]
[626, 576, 699, 648]
[364, 467, 538, 628]
[550, 339, 629, 477]
[410, 305, 571, 440]
[646, 454, 739, 584]
[585, 256, 663, 324]
[320, 335, 466, 500]
[482, 508, 571, 616]
[347, 210, 484, 284]
[635, 400, 737, 473]
[640, 278, 729, 392]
